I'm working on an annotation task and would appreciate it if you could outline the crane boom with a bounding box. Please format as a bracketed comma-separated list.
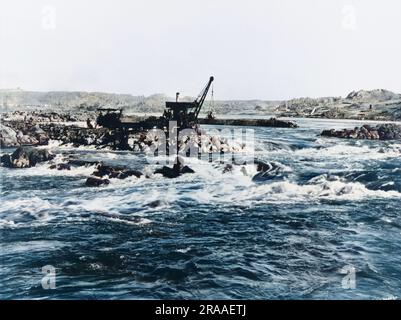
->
[194, 76, 214, 120]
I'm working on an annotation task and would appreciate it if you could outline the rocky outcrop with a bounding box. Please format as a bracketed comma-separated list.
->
[346, 89, 401, 102]
[277, 89, 401, 121]
[84, 164, 143, 186]
[0, 122, 48, 147]
[0, 146, 55, 168]
[154, 157, 195, 178]
[92, 164, 143, 179]
[39, 123, 109, 147]
[0, 124, 19, 147]
[85, 176, 110, 187]
[1, 114, 109, 148]
[321, 124, 401, 140]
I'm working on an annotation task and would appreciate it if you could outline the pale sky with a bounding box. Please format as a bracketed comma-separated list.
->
[1, 0, 401, 100]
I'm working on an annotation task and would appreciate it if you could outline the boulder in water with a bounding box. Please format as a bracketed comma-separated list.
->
[93, 164, 143, 179]
[0, 154, 12, 167]
[252, 159, 285, 181]
[321, 123, 401, 140]
[49, 163, 71, 170]
[0, 124, 18, 147]
[117, 169, 143, 179]
[154, 156, 195, 178]
[67, 159, 101, 167]
[222, 164, 234, 173]
[85, 176, 110, 187]
[1, 146, 55, 168]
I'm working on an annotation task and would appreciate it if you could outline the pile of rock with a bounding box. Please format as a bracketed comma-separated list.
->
[85, 164, 143, 186]
[0, 124, 18, 147]
[43, 123, 108, 147]
[0, 146, 55, 168]
[2, 110, 95, 123]
[0, 110, 105, 148]
[85, 159, 195, 186]
[321, 123, 401, 140]
[0, 123, 48, 147]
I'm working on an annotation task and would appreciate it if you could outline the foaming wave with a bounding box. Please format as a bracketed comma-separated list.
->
[37, 139, 63, 149]
[0, 197, 62, 228]
[66, 184, 178, 214]
[189, 174, 401, 205]
[0, 197, 60, 214]
[6, 161, 96, 177]
[95, 213, 153, 226]
[295, 142, 401, 161]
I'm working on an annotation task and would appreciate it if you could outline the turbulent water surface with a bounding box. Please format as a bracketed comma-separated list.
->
[1, 118, 401, 299]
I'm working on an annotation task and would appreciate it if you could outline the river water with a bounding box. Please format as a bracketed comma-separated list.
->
[1, 118, 401, 299]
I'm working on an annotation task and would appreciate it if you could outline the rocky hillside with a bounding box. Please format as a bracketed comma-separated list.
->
[346, 89, 401, 101]
[275, 89, 401, 121]
[1, 88, 400, 120]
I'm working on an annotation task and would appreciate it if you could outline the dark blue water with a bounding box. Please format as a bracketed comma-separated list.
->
[1, 118, 401, 299]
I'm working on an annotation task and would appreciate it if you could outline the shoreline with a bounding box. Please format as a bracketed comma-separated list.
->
[128, 112, 401, 125]
[1, 110, 401, 151]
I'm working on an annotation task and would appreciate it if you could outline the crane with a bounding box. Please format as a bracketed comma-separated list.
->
[94, 77, 215, 149]
[164, 76, 214, 129]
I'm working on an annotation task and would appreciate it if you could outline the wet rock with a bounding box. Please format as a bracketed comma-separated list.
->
[92, 164, 143, 179]
[49, 163, 71, 170]
[1, 120, 49, 146]
[1, 146, 55, 168]
[254, 159, 272, 172]
[222, 164, 234, 173]
[154, 156, 195, 178]
[377, 124, 401, 140]
[154, 166, 179, 178]
[117, 169, 143, 179]
[321, 123, 401, 140]
[147, 199, 167, 208]
[0, 154, 12, 167]
[85, 176, 110, 187]
[181, 166, 195, 174]
[0, 124, 18, 147]
[67, 159, 100, 167]
[252, 159, 285, 181]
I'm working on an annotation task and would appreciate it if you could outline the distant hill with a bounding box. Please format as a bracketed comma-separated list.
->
[0, 90, 279, 115]
[1, 88, 400, 120]
[346, 89, 401, 101]
[0, 90, 150, 112]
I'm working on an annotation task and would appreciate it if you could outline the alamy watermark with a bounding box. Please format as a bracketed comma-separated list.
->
[41, 5, 57, 30]
[143, 121, 255, 166]
[340, 265, 356, 289]
[41, 265, 56, 290]
[341, 5, 357, 31]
